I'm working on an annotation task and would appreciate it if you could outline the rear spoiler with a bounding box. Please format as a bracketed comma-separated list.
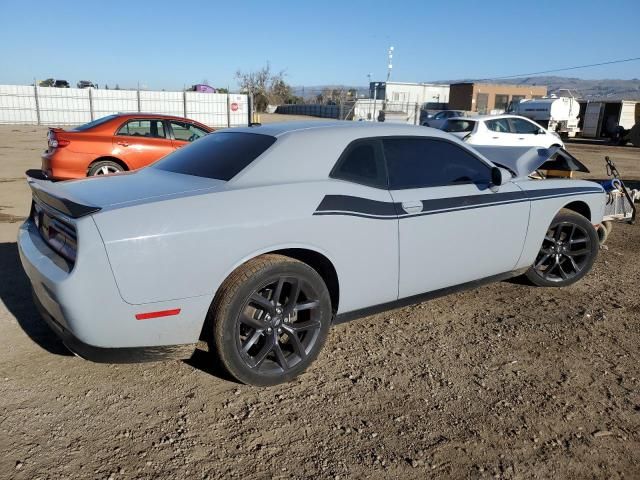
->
[26, 170, 101, 218]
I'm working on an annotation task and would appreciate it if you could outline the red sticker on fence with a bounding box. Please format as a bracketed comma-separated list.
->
[231, 102, 239, 112]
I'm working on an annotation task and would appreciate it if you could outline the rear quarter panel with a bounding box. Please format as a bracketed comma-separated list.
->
[92, 181, 399, 314]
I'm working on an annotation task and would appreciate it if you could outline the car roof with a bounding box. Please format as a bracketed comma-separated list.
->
[458, 114, 532, 122]
[229, 120, 453, 140]
[112, 113, 199, 121]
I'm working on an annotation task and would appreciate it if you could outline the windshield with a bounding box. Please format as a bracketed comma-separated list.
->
[153, 131, 276, 180]
[71, 115, 118, 132]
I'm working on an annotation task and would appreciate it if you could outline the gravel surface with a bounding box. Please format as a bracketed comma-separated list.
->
[0, 120, 638, 479]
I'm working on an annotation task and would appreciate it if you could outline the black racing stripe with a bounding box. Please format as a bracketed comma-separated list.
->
[523, 186, 604, 200]
[315, 195, 398, 217]
[419, 190, 526, 214]
[314, 187, 604, 219]
[314, 211, 397, 220]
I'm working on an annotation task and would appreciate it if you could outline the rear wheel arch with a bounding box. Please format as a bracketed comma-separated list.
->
[270, 248, 340, 315]
[200, 247, 340, 341]
[87, 156, 129, 175]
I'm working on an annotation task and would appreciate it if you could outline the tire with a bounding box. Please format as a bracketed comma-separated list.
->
[525, 209, 599, 287]
[596, 221, 613, 245]
[209, 254, 332, 386]
[88, 160, 124, 176]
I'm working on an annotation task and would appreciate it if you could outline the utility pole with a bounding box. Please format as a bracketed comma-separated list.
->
[386, 46, 394, 82]
[372, 82, 378, 122]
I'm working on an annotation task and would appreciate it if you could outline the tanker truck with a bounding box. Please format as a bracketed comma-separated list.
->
[508, 94, 580, 138]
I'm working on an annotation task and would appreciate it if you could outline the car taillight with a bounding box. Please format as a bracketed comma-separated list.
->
[32, 201, 77, 264]
[48, 132, 70, 149]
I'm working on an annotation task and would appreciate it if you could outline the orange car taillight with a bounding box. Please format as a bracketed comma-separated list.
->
[48, 132, 70, 148]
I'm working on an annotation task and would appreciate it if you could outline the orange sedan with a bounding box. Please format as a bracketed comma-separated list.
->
[41, 113, 213, 179]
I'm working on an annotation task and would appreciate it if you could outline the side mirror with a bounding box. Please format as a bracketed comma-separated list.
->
[536, 128, 544, 135]
[491, 166, 503, 186]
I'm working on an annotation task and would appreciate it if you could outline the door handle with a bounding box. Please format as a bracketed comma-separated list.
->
[116, 141, 129, 147]
[401, 201, 423, 214]
[491, 136, 499, 139]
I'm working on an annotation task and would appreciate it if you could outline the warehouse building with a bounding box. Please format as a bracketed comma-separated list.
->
[449, 82, 547, 114]
[369, 81, 450, 108]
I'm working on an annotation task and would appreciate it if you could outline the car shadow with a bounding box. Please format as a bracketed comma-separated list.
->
[0, 242, 71, 356]
[185, 346, 240, 384]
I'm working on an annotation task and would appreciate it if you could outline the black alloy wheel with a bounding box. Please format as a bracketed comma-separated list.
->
[237, 276, 322, 374]
[526, 209, 599, 287]
[210, 255, 332, 386]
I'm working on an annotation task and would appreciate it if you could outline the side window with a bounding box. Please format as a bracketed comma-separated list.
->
[384, 138, 490, 189]
[444, 120, 476, 133]
[116, 119, 166, 138]
[331, 141, 386, 188]
[510, 118, 540, 134]
[485, 118, 510, 133]
[170, 121, 208, 142]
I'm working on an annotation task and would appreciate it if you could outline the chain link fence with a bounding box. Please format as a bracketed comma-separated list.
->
[276, 99, 424, 124]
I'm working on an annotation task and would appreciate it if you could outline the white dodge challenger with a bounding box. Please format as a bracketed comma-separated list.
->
[19, 122, 605, 385]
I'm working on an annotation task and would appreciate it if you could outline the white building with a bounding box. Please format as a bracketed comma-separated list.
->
[352, 81, 450, 124]
[369, 81, 450, 107]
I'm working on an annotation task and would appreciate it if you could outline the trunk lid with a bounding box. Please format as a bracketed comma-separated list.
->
[27, 168, 226, 216]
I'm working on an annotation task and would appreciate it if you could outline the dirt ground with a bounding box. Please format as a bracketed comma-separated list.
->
[0, 118, 639, 479]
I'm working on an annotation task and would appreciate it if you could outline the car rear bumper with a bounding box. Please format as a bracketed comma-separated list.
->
[41, 150, 91, 180]
[32, 290, 196, 363]
[18, 218, 206, 362]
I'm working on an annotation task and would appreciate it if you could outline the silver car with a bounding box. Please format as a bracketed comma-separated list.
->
[19, 122, 605, 385]
[421, 110, 465, 129]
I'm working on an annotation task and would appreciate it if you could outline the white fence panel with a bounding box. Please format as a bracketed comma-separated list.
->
[228, 94, 249, 127]
[185, 92, 229, 128]
[140, 91, 184, 117]
[92, 89, 138, 117]
[0, 85, 249, 127]
[0, 85, 38, 124]
[37, 87, 91, 125]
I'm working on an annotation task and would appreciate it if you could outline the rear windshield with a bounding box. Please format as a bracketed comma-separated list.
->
[71, 114, 118, 132]
[444, 119, 476, 133]
[153, 131, 276, 181]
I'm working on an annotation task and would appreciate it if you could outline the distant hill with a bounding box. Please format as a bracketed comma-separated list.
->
[294, 77, 640, 101]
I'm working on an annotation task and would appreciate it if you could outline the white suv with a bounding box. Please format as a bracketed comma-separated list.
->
[443, 115, 564, 149]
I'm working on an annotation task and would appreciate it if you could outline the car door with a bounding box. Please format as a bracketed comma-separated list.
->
[168, 120, 210, 150]
[321, 139, 399, 312]
[508, 117, 547, 147]
[112, 118, 174, 169]
[383, 137, 530, 299]
[483, 118, 512, 145]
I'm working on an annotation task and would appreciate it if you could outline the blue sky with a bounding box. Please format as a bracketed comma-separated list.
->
[0, 0, 638, 90]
